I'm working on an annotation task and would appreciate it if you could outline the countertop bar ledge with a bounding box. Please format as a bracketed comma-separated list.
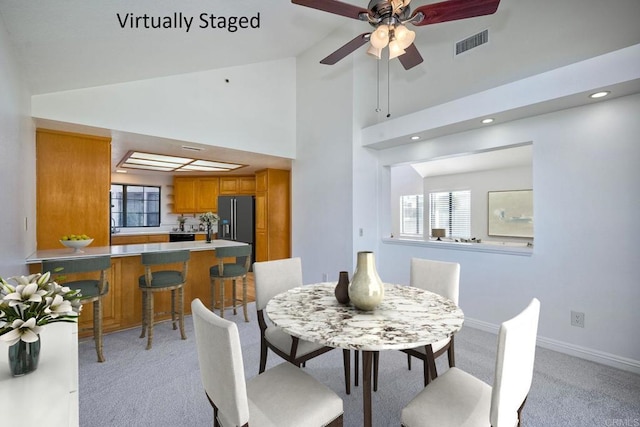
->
[26, 239, 248, 264]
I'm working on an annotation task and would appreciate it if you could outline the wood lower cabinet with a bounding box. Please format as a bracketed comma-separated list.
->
[36, 129, 111, 249]
[29, 249, 226, 338]
[255, 169, 290, 262]
[110, 234, 169, 245]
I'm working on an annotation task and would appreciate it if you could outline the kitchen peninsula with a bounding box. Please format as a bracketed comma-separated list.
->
[26, 240, 248, 337]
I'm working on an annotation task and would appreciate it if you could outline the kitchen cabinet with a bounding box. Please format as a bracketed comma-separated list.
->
[255, 169, 290, 262]
[36, 129, 111, 250]
[219, 176, 256, 195]
[111, 234, 169, 245]
[173, 177, 219, 213]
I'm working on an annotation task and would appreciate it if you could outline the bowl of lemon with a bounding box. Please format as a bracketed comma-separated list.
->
[60, 234, 93, 252]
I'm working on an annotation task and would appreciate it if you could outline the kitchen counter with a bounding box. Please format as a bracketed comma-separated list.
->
[26, 240, 250, 336]
[26, 239, 245, 264]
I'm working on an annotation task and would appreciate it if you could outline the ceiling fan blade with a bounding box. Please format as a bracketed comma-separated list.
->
[292, 0, 370, 20]
[320, 33, 370, 65]
[398, 43, 424, 70]
[410, 0, 500, 26]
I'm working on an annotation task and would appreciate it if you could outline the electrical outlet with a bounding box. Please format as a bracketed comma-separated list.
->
[571, 311, 585, 328]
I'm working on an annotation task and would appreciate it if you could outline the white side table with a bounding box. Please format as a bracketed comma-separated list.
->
[0, 322, 79, 427]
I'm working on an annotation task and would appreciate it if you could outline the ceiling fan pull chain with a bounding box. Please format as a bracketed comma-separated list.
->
[376, 59, 382, 113]
[387, 55, 392, 118]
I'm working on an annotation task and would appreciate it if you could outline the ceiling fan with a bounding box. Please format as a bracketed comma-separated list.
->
[292, 0, 501, 70]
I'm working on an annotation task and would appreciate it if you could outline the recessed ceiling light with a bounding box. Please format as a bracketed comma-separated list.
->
[410, 135, 420, 140]
[116, 169, 127, 174]
[481, 118, 494, 124]
[589, 91, 610, 99]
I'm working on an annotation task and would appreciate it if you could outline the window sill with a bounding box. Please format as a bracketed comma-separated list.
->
[382, 237, 533, 256]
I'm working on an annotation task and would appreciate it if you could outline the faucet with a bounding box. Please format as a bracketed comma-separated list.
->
[111, 218, 118, 234]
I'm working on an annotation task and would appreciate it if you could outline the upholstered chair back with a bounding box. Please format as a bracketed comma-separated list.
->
[410, 258, 460, 304]
[192, 298, 249, 427]
[253, 257, 303, 311]
[490, 298, 541, 426]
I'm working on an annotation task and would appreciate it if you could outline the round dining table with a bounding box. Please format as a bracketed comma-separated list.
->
[266, 282, 464, 427]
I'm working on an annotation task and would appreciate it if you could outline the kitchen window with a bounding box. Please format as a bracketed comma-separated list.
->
[400, 195, 424, 236]
[429, 190, 471, 239]
[111, 184, 160, 227]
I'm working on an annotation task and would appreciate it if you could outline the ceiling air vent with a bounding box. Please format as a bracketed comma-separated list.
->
[455, 29, 489, 56]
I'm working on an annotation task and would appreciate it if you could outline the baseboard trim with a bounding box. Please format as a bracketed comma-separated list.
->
[464, 317, 640, 375]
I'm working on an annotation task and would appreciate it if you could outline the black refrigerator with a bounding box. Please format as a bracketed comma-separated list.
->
[217, 195, 255, 265]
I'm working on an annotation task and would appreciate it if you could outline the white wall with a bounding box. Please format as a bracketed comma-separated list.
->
[0, 19, 35, 277]
[292, 26, 357, 283]
[423, 165, 533, 242]
[31, 58, 298, 159]
[367, 94, 640, 369]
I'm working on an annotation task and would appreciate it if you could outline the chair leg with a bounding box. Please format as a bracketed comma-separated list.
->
[342, 349, 351, 395]
[407, 353, 412, 370]
[327, 414, 343, 427]
[425, 345, 437, 386]
[146, 291, 154, 350]
[219, 278, 225, 318]
[178, 286, 186, 340]
[94, 298, 105, 362]
[517, 396, 528, 427]
[139, 290, 147, 339]
[210, 277, 216, 311]
[232, 279, 237, 315]
[448, 337, 456, 367]
[171, 289, 177, 330]
[259, 337, 268, 374]
[242, 276, 249, 322]
[354, 350, 359, 387]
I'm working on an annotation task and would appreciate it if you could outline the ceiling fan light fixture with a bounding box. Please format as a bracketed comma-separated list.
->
[395, 25, 416, 49]
[371, 24, 390, 48]
[367, 45, 382, 59]
[388, 39, 406, 59]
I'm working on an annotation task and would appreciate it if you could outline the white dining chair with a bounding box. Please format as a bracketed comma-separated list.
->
[401, 298, 541, 427]
[403, 258, 460, 385]
[253, 257, 352, 394]
[191, 298, 344, 427]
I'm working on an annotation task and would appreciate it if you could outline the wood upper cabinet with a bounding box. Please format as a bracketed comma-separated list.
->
[173, 177, 197, 213]
[196, 177, 219, 212]
[173, 177, 219, 213]
[219, 176, 256, 195]
[36, 129, 111, 250]
[255, 169, 290, 262]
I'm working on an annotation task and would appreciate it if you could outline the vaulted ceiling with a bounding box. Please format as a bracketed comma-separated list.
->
[1, 0, 639, 173]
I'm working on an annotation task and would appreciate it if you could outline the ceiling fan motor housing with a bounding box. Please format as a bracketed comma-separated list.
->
[367, 0, 411, 26]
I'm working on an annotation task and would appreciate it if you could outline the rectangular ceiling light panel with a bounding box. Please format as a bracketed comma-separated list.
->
[117, 150, 246, 173]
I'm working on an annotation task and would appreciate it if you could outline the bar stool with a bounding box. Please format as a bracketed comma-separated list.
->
[138, 250, 190, 350]
[209, 244, 252, 322]
[43, 255, 111, 362]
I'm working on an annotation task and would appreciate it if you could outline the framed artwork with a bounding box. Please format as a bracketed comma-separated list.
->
[488, 190, 533, 238]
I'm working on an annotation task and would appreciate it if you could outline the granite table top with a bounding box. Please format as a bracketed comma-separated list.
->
[266, 283, 464, 352]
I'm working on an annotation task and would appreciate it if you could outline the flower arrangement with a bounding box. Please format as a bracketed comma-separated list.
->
[0, 272, 82, 346]
[199, 212, 219, 225]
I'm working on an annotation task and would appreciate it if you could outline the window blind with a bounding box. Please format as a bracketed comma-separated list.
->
[429, 190, 471, 239]
[401, 195, 424, 236]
